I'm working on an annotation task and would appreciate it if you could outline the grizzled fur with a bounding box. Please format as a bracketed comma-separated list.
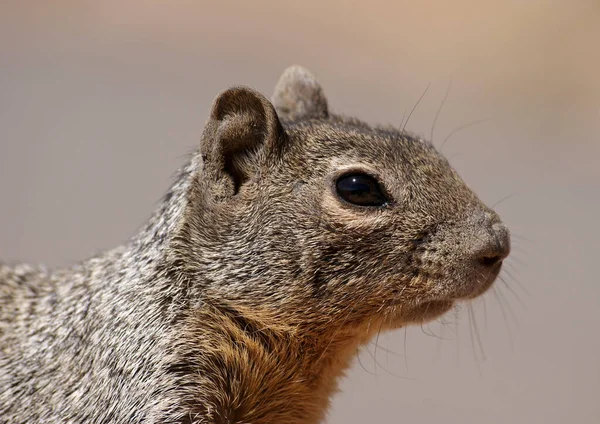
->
[0, 66, 510, 423]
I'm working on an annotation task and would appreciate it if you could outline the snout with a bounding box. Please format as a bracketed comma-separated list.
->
[474, 222, 511, 269]
[421, 210, 512, 301]
[386, 211, 512, 324]
[458, 214, 511, 299]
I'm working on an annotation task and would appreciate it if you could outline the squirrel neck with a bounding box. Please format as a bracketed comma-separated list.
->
[99, 152, 367, 423]
[167, 302, 368, 424]
[127, 153, 200, 262]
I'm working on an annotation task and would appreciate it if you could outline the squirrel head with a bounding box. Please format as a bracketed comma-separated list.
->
[176, 66, 510, 334]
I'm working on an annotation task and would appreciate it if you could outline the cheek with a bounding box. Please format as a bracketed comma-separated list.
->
[311, 228, 400, 297]
[320, 194, 392, 231]
[301, 191, 414, 293]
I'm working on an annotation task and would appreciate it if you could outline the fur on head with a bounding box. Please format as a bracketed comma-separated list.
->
[175, 65, 510, 338]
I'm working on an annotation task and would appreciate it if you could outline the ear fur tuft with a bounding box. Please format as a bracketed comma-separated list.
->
[272, 65, 328, 121]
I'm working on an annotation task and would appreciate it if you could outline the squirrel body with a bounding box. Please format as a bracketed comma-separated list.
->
[0, 66, 510, 423]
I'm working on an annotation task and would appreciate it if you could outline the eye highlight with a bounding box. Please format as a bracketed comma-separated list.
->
[335, 173, 388, 207]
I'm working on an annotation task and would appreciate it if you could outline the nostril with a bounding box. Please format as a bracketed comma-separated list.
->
[479, 254, 503, 268]
[475, 222, 511, 268]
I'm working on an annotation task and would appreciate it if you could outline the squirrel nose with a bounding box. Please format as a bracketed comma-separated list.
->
[476, 222, 511, 268]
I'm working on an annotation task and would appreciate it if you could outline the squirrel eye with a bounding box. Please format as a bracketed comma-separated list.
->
[335, 173, 388, 207]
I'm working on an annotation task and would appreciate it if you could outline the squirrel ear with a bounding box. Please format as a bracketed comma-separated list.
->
[201, 86, 285, 197]
[272, 65, 328, 121]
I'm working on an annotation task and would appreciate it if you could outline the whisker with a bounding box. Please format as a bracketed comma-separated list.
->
[441, 118, 490, 151]
[493, 287, 514, 350]
[401, 83, 431, 135]
[481, 295, 489, 332]
[506, 261, 521, 273]
[502, 268, 531, 297]
[467, 305, 476, 359]
[433, 320, 447, 364]
[467, 304, 483, 376]
[363, 344, 379, 377]
[438, 313, 454, 328]
[498, 276, 528, 311]
[418, 301, 437, 339]
[454, 306, 461, 368]
[368, 341, 404, 358]
[420, 322, 446, 339]
[399, 109, 408, 135]
[507, 255, 527, 267]
[403, 326, 409, 374]
[511, 233, 534, 243]
[363, 342, 412, 380]
[491, 192, 519, 209]
[373, 320, 384, 374]
[511, 245, 529, 255]
[357, 348, 376, 376]
[430, 77, 453, 144]
[499, 287, 519, 328]
[431, 322, 452, 340]
[469, 303, 486, 360]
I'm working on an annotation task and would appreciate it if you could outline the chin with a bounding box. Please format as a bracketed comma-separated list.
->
[382, 268, 503, 329]
[386, 299, 456, 328]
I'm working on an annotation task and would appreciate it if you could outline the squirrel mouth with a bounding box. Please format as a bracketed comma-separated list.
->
[436, 260, 503, 302]
[385, 263, 503, 326]
[457, 263, 502, 300]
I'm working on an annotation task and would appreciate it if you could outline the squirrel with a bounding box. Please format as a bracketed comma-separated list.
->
[0, 66, 510, 424]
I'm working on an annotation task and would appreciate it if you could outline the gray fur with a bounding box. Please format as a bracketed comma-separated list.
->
[0, 66, 509, 423]
[272, 65, 328, 121]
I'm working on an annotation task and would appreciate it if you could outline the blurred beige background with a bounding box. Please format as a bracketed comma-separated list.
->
[1, 1, 599, 422]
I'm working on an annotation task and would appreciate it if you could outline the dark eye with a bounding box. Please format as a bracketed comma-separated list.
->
[335, 173, 388, 207]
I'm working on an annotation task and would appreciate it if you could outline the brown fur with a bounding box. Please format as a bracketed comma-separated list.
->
[0, 66, 510, 423]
